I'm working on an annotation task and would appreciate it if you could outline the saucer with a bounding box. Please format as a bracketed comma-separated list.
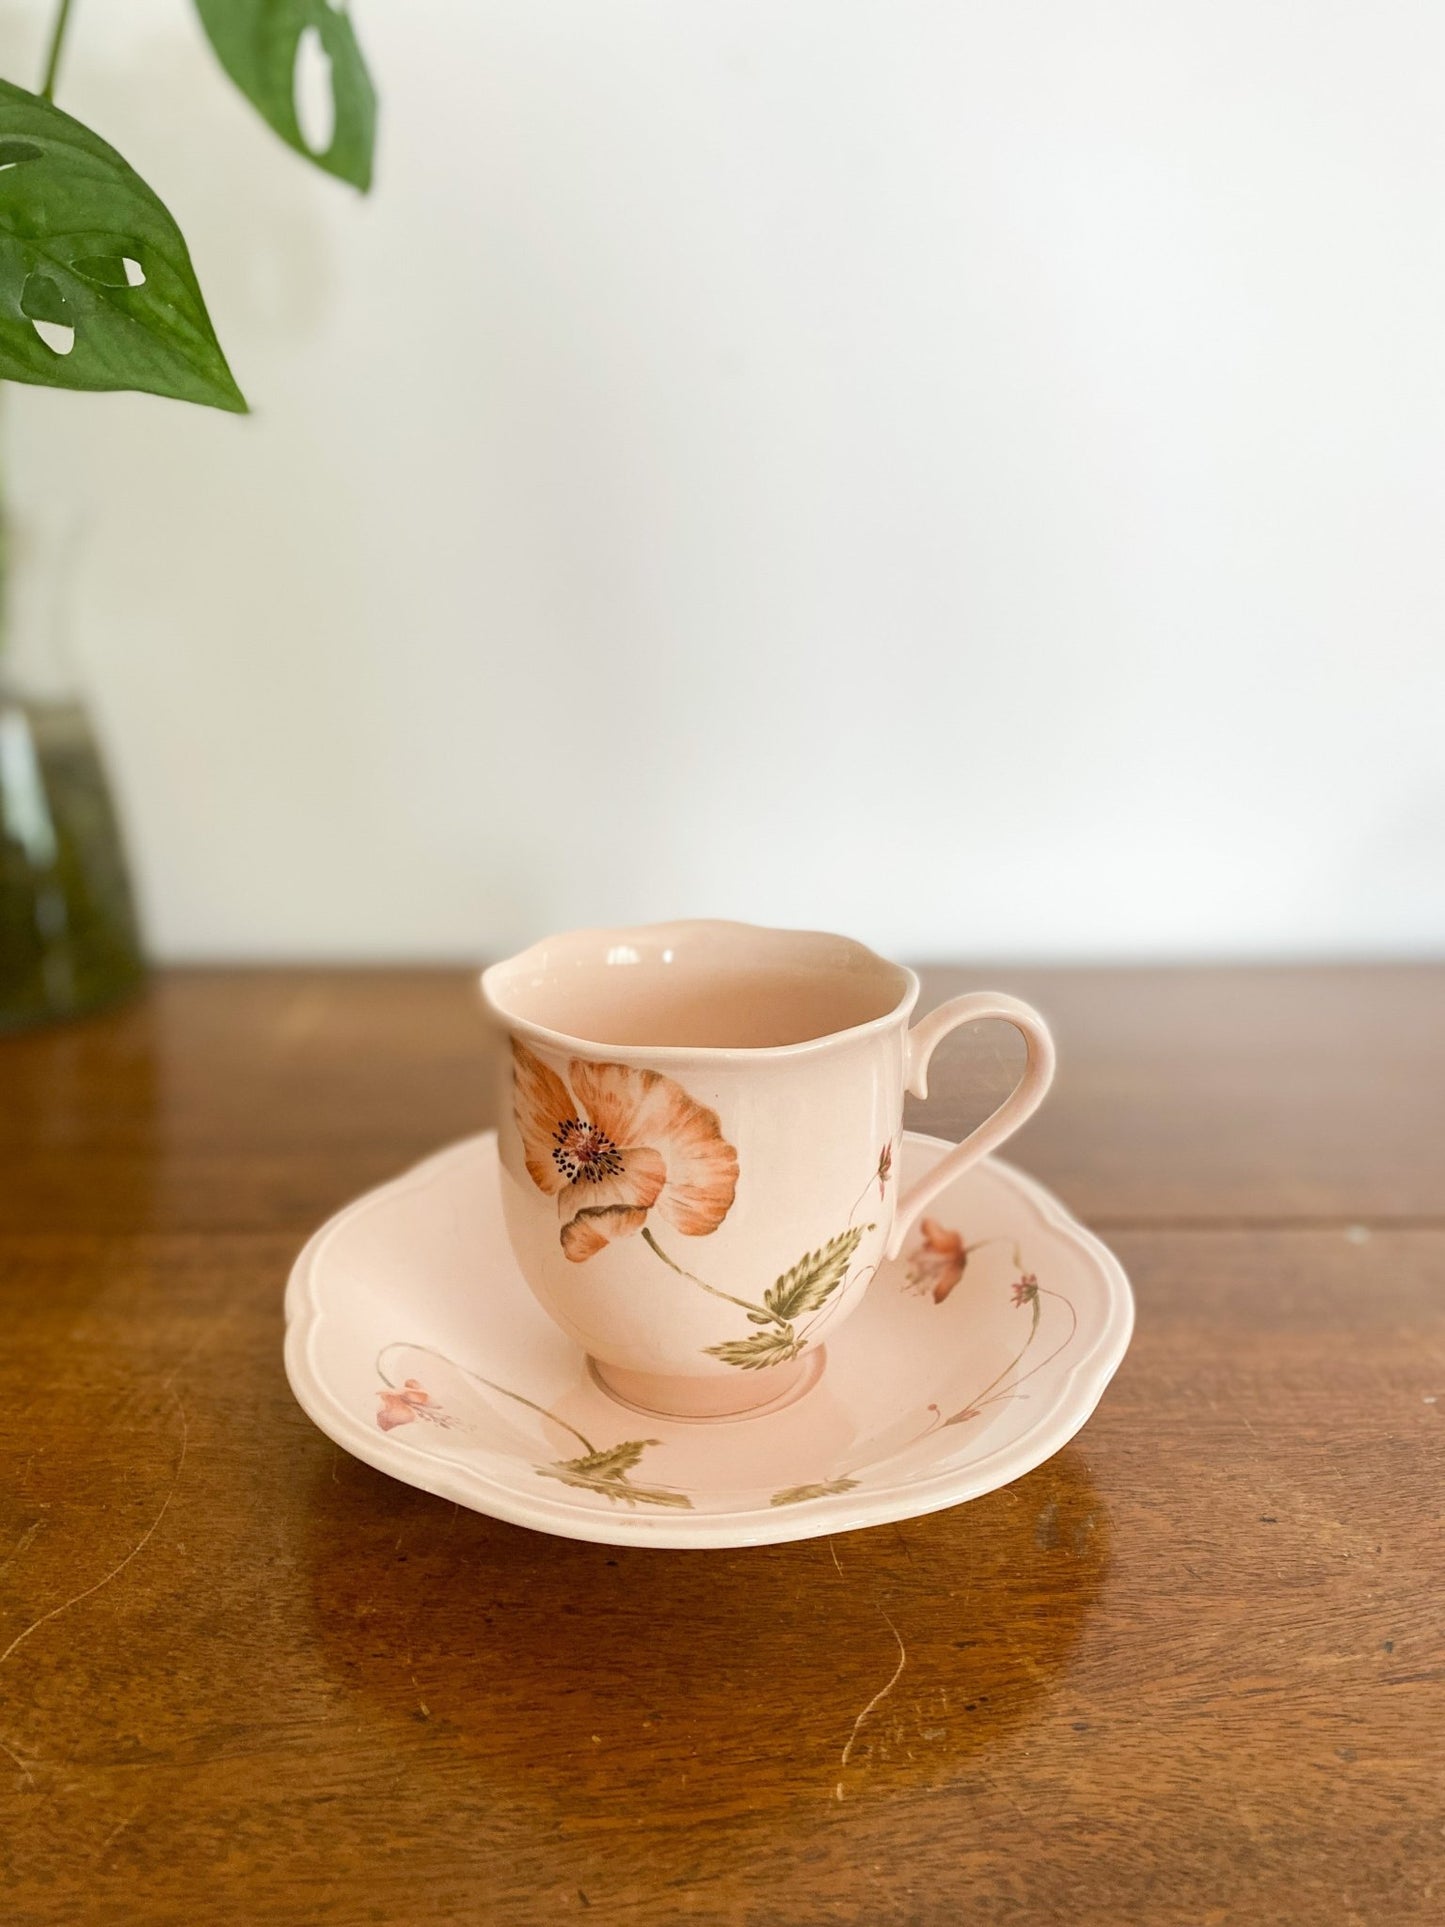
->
[284, 1131, 1133, 1549]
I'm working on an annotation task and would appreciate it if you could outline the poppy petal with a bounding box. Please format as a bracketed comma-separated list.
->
[920, 1217, 962, 1254]
[932, 1265, 965, 1304]
[557, 1144, 666, 1235]
[512, 1039, 574, 1195]
[561, 1203, 651, 1262]
[376, 1391, 416, 1431]
[622, 1075, 737, 1237]
[653, 1127, 740, 1237]
[569, 1058, 739, 1239]
[567, 1057, 651, 1147]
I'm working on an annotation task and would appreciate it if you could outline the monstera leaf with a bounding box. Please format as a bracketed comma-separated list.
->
[0, 82, 245, 410]
[195, 0, 377, 191]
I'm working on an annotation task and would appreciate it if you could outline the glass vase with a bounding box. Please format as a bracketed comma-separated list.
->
[0, 491, 145, 1030]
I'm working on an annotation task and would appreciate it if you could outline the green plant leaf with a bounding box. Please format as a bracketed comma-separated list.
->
[704, 1326, 803, 1371]
[0, 81, 246, 410]
[539, 1466, 693, 1509]
[770, 1478, 859, 1507]
[538, 1439, 693, 1508]
[763, 1224, 870, 1323]
[195, 0, 377, 191]
[554, 1440, 655, 1482]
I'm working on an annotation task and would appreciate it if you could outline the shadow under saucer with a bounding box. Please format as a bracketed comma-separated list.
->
[298, 1439, 1110, 1816]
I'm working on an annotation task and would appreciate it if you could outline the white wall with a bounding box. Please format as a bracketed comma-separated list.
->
[6, 2, 1443, 961]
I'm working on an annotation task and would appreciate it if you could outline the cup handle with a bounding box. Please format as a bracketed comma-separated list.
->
[887, 992, 1057, 1260]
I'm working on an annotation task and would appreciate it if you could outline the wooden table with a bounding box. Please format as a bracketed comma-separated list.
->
[2, 967, 1442, 1925]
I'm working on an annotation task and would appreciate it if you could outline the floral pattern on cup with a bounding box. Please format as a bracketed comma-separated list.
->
[692, 1222, 873, 1370]
[511, 1039, 882, 1372]
[512, 1041, 739, 1262]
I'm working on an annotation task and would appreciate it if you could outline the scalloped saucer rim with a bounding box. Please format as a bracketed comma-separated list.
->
[284, 1131, 1133, 1549]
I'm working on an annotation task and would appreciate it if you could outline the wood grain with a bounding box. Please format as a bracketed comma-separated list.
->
[2, 968, 1442, 1924]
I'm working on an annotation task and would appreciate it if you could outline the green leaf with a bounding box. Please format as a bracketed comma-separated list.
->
[0, 81, 246, 410]
[704, 1326, 803, 1371]
[770, 1478, 859, 1507]
[71, 256, 134, 288]
[195, 0, 377, 192]
[537, 1439, 694, 1509]
[763, 1224, 870, 1323]
[555, 1440, 655, 1482]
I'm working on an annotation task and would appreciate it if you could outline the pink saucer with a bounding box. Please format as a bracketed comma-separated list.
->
[284, 1131, 1133, 1548]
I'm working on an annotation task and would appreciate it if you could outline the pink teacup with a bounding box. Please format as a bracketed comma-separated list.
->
[480, 920, 1055, 1420]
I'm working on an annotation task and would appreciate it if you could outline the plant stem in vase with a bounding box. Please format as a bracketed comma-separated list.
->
[0, 449, 145, 1029]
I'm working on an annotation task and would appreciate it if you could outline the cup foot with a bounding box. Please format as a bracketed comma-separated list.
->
[588, 1348, 825, 1422]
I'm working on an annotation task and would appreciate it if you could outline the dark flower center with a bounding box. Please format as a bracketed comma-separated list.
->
[552, 1118, 625, 1184]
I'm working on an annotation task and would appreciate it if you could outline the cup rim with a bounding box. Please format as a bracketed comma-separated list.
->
[479, 918, 920, 1064]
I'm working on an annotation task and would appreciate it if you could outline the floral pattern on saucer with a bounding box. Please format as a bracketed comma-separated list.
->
[375, 1346, 691, 1510]
[369, 1214, 1077, 1514]
[285, 1130, 1133, 1548]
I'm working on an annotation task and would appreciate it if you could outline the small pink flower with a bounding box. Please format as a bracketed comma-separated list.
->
[906, 1218, 968, 1303]
[1012, 1274, 1040, 1309]
[876, 1142, 894, 1198]
[376, 1378, 452, 1432]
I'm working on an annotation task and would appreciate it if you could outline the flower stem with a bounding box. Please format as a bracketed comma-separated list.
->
[640, 1227, 771, 1317]
[41, 0, 76, 102]
[479, 1375, 596, 1456]
[376, 1342, 595, 1454]
[944, 1293, 1042, 1420]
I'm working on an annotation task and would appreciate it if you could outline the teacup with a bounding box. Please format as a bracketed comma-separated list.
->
[480, 920, 1055, 1420]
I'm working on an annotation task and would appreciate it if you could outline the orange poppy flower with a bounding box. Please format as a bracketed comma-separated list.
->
[511, 1040, 739, 1262]
[907, 1217, 968, 1303]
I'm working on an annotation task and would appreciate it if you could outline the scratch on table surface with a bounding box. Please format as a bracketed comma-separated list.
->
[835, 1607, 907, 1800]
[0, 1522, 43, 1582]
[160, 1310, 235, 1395]
[977, 1760, 1035, 1829]
[0, 1393, 189, 1675]
[1, 1731, 35, 1790]
[828, 1537, 844, 1580]
[99, 1803, 144, 1856]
